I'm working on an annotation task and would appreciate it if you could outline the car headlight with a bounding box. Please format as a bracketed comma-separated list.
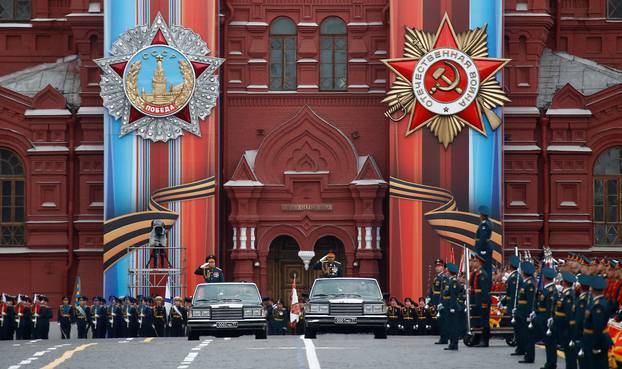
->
[364, 304, 387, 314]
[190, 309, 210, 318]
[307, 304, 329, 314]
[243, 308, 263, 318]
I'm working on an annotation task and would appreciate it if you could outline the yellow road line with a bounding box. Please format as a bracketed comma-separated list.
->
[143, 337, 154, 343]
[39, 343, 97, 369]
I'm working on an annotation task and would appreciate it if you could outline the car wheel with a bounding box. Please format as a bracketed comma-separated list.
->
[304, 326, 317, 339]
[187, 330, 200, 341]
[374, 327, 388, 339]
[255, 327, 267, 339]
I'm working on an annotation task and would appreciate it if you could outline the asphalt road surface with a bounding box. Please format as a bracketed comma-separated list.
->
[0, 332, 565, 369]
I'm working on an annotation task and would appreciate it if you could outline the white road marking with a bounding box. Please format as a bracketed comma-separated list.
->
[12, 343, 20, 346]
[34, 351, 47, 356]
[224, 337, 231, 340]
[300, 335, 321, 369]
[176, 340, 211, 368]
[8, 365, 21, 369]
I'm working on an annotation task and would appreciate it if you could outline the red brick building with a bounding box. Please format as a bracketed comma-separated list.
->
[3, 0, 622, 303]
[0, 0, 103, 307]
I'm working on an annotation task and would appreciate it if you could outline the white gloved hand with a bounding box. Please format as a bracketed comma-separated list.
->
[450, 309, 455, 313]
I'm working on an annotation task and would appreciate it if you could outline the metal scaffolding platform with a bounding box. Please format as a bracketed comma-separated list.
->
[127, 244, 186, 298]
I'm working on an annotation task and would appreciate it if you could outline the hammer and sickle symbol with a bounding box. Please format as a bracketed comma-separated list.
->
[428, 61, 463, 95]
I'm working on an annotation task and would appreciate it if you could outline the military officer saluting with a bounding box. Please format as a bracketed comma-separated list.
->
[444, 263, 466, 351]
[581, 276, 613, 369]
[312, 251, 343, 278]
[538, 267, 559, 369]
[428, 258, 448, 344]
[516, 261, 536, 364]
[194, 255, 224, 283]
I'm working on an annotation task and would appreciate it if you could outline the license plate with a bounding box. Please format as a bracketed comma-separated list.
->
[216, 321, 238, 328]
[334, 317, 357, 325]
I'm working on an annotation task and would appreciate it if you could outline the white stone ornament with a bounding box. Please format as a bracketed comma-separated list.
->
[95, 13, 224, 142]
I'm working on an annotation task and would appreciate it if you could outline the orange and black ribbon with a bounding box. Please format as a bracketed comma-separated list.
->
[389, 177, 502, 264]
[103, 176, 216, 271]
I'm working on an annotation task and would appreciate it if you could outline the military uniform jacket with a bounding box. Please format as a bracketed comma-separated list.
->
[470, 270, 491, 309]
[516, 277, 536, 318]
[58, 304, 75, 324]
[387, 306, 402, 321]
[502, 270, 521, 312]
[446, 276, 466, 313]
[553, 287, 576, 342]
[474, 220, 493, 262]
[75, 305, 91, 321]
[429, 273, 447, 306]
[574, 292, 589, 342]
[194, 266, 224, 283]
[582, 295, 613, 354]
[312, 261, 343, 278]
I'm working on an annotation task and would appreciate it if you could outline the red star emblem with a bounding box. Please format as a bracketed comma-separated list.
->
[383, 15, 509, 138]
[107, 30, 211, 125]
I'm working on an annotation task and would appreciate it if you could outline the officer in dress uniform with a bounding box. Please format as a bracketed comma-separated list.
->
[194, 256, 224, 283]
[153, 296, 166, 337]
[444, 263, 466, 351]
[474, 205, 494, 278]
[555, 271, 578, 369]
[106, 296, 117, 338]
[516, 261, 536, 364]
[75, 296, 91, 339]
[139, 296, 155, 337]
[113, 297, 124, 338]
[35, 296, 52, 340]
[312, 251, 343, 278]
[581, 276, 612, 369]
[428, 258, 448, 344]
[31, 295, 41, 339]
[0, 294, 12, 340]
[386, 297, 402, 335]
[503, 255, 524, 356]
[471, 253, 491, 347]
[128, 297, 139, 338]
[58, 296, 74, 339]
[16, 296, 32, 340]
[91, 296, 107, 338]
[575, 274, 591, 369]
[538, 267, 560, 369]
[401, 298, 416, 335]
[168, 297, 186, 337]
[270, 299, 288, 335]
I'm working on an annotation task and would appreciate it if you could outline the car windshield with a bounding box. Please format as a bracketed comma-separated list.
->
[193, 284, 261, 305]
[310, 279, 382, 300]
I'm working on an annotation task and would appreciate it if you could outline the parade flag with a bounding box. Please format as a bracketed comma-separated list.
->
[74, 276, 81, 306]
[290, 276, 300, 324]
[165, 281, 172, 317]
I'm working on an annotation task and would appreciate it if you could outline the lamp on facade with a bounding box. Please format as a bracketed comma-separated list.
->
[353, 260, 359, 268]
[298, 251, 316, 270]
[253, 260, 261, 268]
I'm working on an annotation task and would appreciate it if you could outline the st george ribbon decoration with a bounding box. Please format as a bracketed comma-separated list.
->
[382, 14, 509, 147]
[389, 177, 502, 264]
[103, 177, 215, 271]
[96, 12, 224, 142]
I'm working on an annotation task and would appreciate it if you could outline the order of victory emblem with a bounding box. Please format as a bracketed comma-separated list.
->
[96, 13, 224, 142]
[382, 14, 510, 147]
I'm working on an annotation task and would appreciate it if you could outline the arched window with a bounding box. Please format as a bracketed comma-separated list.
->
[0, 0, 31, 21]
[0, 148, 24, 246]
[270, 17, 297, 91]
[320, 17, 347, 91]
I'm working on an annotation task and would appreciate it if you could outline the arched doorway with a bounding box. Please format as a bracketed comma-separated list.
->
[267, 235, 305, 303]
